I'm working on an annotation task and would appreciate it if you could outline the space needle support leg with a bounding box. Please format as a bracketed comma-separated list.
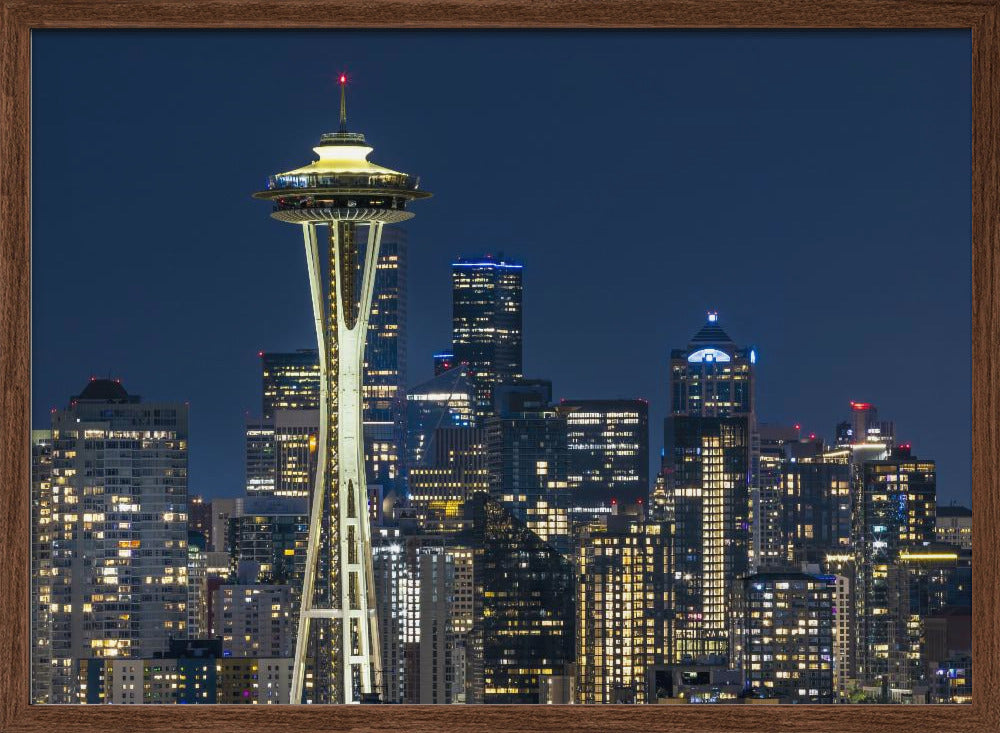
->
[356, 222, 383, 696]
[290, 222, 329, 704]
[332, 220, 384, 702]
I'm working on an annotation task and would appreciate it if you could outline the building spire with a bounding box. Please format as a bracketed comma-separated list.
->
[338, 73, 348, 132]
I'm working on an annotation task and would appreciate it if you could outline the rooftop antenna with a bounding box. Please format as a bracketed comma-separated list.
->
[338, 73, 348, 132]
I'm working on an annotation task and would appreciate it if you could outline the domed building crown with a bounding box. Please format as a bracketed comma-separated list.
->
[73, 377, 134, 403]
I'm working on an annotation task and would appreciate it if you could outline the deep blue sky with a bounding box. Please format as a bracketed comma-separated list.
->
[32, 31, 971, 503]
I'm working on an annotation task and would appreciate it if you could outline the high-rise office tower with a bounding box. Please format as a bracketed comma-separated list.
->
[188, 494, 213, 549]
[364, 227, 408, 496]
[462, 494, 575, 704]
[886, 544, 971, 691]
[575, 516, 669, 703]
[404, 365, 475, 469]
[753, 423, 810, 569]
[226, 496, 309, 588]
[557, 399, 649, 508]
[780, 459, 852, 568]
[273, 410, 320, 499]
[738, 571, 835, 703]
[669, 312, 755, 417]
[262, 349, 322, 419]
[834, 401, 895, 457]
[245, 421, 278, 495]
[408, 426, 488, 517]
[854, 445, 936, 686]
[253, 77, 430, 703]
[486, 386, 572, 555]
[663, 312, 755, 664]
[42, 379, 188, 703]
[451, 254, 523, 417]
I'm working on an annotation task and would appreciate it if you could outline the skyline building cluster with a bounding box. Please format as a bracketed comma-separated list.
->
[29, 86, 972, 707]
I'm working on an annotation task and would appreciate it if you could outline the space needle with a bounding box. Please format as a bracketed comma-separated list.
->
[254, 74, 430, 704]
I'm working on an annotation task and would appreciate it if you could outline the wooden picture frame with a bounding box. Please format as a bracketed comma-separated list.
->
[1, 1, 996, 731]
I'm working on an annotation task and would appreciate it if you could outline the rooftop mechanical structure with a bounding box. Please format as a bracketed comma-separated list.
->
[254, 75, 430, 704]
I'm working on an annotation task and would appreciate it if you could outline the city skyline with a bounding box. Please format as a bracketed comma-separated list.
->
[28, 31, 975, 704]
[32, 31, 971, 504]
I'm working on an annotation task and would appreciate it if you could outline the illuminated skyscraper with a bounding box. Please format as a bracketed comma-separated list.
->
[886, 544, 970, 692]
[854, 445, 936, 686]
[245, 421, 278, 495]
[451, 254, 523, 417]
[662, 312, 754, 664]
[575, 516, 669, 703]
[404, 365, 475, 469]
[272, 410, 320, 499]
[43, 379, 188, 703]
[780, 459, 852, 568]
[225, 496, 309, 588]
[669, 311, 755, 418]
[408, 427, 488, 517]
[556, 398, 649, 508]
[738, 571, 835, 703]
[364, 227, 408, 497]
[254, 77, 430, 703]
[262, 350, 321, 419]
[487, 392, 572, 555]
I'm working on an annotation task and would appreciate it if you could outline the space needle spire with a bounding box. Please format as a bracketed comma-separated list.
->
[254, 74, 431, 704]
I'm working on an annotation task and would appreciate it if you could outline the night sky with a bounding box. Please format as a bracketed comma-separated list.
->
[32, 31, 971, 503]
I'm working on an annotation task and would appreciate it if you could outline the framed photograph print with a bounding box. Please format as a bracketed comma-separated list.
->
[1, 2, 997, 732]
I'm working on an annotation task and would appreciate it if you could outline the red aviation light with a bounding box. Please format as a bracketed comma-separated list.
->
[339, 74, 347, 84]
[850, 401, 872, 411]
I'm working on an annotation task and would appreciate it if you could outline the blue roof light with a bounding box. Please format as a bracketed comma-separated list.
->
[452, 261, 523, 269]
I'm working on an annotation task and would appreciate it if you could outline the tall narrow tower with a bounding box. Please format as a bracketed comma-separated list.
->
[254, 75, 430, 704]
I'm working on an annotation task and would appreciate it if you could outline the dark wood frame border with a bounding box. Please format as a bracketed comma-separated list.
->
[1, 1, 996, 731]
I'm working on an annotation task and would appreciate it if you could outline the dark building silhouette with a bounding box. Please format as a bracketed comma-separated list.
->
[463, 494, 575, 703]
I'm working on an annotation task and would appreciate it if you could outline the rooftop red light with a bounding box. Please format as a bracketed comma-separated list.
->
[850, 401, 873, 411]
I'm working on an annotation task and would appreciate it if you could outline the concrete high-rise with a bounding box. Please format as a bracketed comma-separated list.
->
[738, 571, 835, 703]
[254, 76, 430, 703]
[41, 379, 188, 703]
